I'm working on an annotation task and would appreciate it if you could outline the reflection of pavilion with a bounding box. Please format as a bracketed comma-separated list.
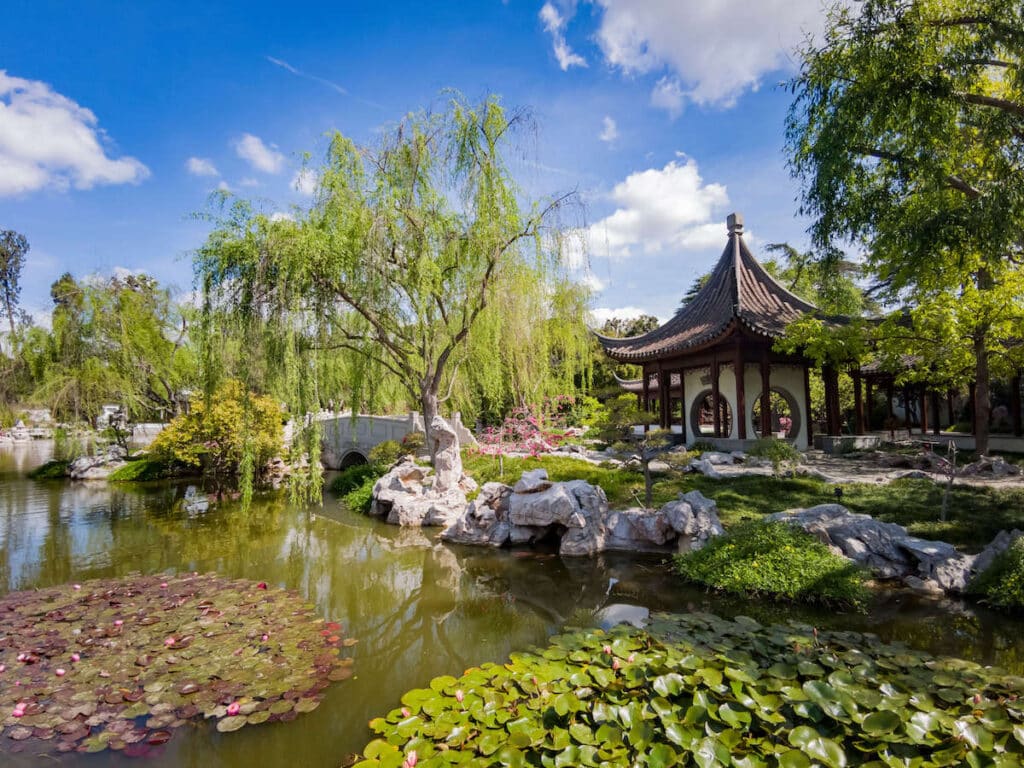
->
[600, 214, 819, 449]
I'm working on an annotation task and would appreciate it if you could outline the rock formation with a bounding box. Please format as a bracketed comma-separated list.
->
[441, 468, 724, 557]
[768, 504, 1022, 594]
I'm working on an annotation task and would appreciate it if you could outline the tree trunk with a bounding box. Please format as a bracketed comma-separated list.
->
[421, 387, 439, 461]
[973, 331, 991, 455]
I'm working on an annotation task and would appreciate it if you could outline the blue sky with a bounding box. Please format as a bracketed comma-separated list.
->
[1, 0, 835, 324]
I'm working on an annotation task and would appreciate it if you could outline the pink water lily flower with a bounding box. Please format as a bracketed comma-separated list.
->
[401, 707, 411, 718]
[164, 637, 176, 647]
[73, 584, 81, 590]
[0, 664, 6, 673]
[114, 620, 124, 627]
[55, 668, 66, 677]
[627, 654, 636, 664]
[402, 750, 418, 768]
[612, 658, 621, 671]
[602, 645, 612, 655]
[71, 653, 80, 663]
[226, 702, 240, 716]
[455, 690, 464, 703]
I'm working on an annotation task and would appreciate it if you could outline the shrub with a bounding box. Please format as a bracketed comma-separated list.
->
[675, 520, 867, 608]
[368, 439, 403, 467]
[969, 537, 1024, 609]
[343, 475, 377, 514]
[107, 459, 175, 482]
[747, 437, 802, 476]
[329, 463, 383, 496]
[401, 431, 426, 455]
[28, 460, 69, 480]
[149, 379, 283, 483]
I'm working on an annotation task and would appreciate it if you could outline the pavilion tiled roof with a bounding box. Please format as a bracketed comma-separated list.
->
[597, 213, 817, 363]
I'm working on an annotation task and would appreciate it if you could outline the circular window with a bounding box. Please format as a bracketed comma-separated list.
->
[750, 387, 802, 439]
[689, 389, 733, 438]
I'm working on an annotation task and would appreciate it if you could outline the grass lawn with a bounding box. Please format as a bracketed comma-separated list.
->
[462, 452, 1024, 550]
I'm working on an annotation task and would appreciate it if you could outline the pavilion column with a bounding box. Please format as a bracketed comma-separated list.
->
[1012, 371, 1022, 438]
[803, 365, 814, 445]
[823, 365, 840, 435]
[931, 391, 941, 436]
[642, 368, 651, 433]
[735, 347, 747, 440]
[919, 386, 929, 435]
[712, 356, 721, 438]
[969, 383, 977, 436]
[678, 369, 687, 443]
[852, 371, 865, 435]
[658, 365, 670, 430]
[865, 380, 874, 430]
[760, 358, 771, 438]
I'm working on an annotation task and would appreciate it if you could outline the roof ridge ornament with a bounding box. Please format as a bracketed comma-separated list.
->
[727, 211, 743, 236]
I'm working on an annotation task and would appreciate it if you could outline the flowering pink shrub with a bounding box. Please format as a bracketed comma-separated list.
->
[474, 398, 580, 457]
[778, 415, 793, 436]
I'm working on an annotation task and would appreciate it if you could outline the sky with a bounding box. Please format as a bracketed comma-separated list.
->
[0, 0, 838, 325]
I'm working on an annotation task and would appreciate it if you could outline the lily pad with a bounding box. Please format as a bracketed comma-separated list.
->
[0, 573, 355, 754]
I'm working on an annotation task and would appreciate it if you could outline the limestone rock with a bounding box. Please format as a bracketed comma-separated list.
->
[369, 455, 468, 528]
[688, 458, 723, 479]
[440, 482, 512, 547]
[67, 447, 128, 481]
[702, 452, 735, 466]
[514, 468, 551, 494]
[767, 504, 1015, 594]
[509, 482, 586, 529]
[431, 415, 463, 493]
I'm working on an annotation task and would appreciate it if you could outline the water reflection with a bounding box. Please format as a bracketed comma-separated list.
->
[2, 443, 1024, 767]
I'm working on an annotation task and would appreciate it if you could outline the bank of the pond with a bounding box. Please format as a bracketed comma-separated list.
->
[5, 442, 1024, 767]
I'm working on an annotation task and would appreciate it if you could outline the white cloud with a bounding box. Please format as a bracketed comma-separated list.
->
[239, 177, 260, 187]
[589, 306, 661, 327]
[581, 272, 606, 292]
[0, 70, 149, 197]
[598, 116, 618, 144]
[217, 180, 231, 192]
[585, 155, 729, 261]
[185, 156, 218, 177]
[650, 77, 684, 118]
[593, 0, 834, 108]
[269, 211, 295, 222]
[233, 133, 285, 174]
[292, 168, 317, 196]
[540, 3, 587, 71]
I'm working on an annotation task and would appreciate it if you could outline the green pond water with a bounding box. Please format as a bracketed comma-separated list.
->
[2, 442, 1024, 767]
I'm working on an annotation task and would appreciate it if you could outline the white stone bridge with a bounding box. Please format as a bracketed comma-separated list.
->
[318, 411, 476, 469]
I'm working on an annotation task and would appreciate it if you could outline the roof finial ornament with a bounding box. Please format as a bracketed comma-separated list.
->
[727, 212, 743, 236]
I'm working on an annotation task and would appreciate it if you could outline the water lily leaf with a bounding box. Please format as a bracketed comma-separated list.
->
[862, 709, 901, 735]
[216, 716, 247, 733]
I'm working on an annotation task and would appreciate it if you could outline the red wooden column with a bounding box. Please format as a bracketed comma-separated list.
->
[919, 386, 929, 434]
[641, 368, 651, 433]
[865, 379, 873, 430]
[760, 358, 771, 437]
[735, 346, 747, 440]
[658, 365, 670, 430]
[1012, 371, 1022, 437]
[712, 356, 721, 438]
[931, 391, 941, 436]
[852, 370, 865, 435]
[803, 365, 814, 444]
[678, 369, 687, 443]
[823, 365, 840, 435]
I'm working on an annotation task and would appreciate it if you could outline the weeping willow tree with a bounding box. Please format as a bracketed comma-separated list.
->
[195, 94, 592, 497]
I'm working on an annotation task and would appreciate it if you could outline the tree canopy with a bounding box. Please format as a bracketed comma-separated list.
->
[787, 0, 1024, 451]
[195, 94, 592, 494]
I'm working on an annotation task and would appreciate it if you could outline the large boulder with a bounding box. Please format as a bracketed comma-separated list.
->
[67, 445, 129, 481]
[767, 504, 1020, 594]
[368, 446, 474, 528]
[431, 415, 464, 493]
[440, 482, 512, 547]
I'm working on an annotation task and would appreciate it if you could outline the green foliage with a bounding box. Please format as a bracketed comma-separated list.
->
[195, 93, 592, 488]
[786, 0, 1024, 452]
[676, 521, 867, 607]
[27, 460, 69, 480]
[359, 611, 1024, 768]
[368, 439, 403, 467]
[107, 458, 176, 482]
[0, 229, 29, 341]
[748, 438, 802, 477]
[329, 463, 384, 496]
[343, 475, 378, 514]
[52, 426, 87, 462]
[401, 431, 426, 455]
[149, 379, 283, 489]
[970, 537, 1024, 610]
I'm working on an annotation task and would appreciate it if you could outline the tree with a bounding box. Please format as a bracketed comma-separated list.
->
[591, 394, 674, 508]
[0, 230, 29, 344]
[787, 0, 1024, 453]
[196, 94, 590, 479]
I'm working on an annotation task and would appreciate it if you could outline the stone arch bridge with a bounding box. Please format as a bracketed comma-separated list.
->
[318, 411, 476, 469]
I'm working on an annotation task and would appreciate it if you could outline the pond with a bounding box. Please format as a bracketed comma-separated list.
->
[2, 443, 1024, 767]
